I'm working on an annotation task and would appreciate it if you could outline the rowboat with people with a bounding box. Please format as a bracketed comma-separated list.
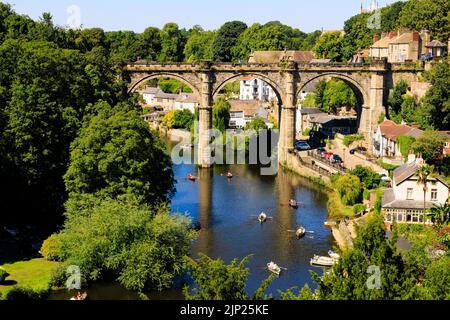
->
[187, 173, 197, 182]
[258, 212, 267, 223]
[267, 261, 281, 276]
[324, 221, 337, 228]
[226, 172, 233, 179]
[296, 226, 306, 238]
[289, 199, 299, 208]
[70, 292, 87, 301]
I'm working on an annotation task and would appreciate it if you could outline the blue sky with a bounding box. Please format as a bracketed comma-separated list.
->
[5, 0, 398, 32]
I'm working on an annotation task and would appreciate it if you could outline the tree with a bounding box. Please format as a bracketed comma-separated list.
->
[232, 21, 307, 61]
[388, 80, 408, 117]
[64, 102, 175, 205]
[212, 21, 247, 62]
[184, 254, 275, 300]
[184, 254, 250, 300]
[213, 97, 231, 132]
[420, 256, 450, 300]
[350, 166, 382, 190]
[397, 135, 416, 160]
[141, 27, 162, 61]
[159, 23, 186, 62]
[313, 31, 344, 61]
[416, 164, 436, 225]
[183, 27, 215, 62]
[427, 202, 450, 227]
[334, 174, 362, 206]
[59, 194, 195, 292]
[397, 0, 450, 42]
[312, 215, 419, 300]
[245, 117, 268, 132]
[421, 60, 450, 130]
[412, 131, 446, 164]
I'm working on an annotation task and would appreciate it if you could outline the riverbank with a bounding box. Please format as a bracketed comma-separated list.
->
[0, 259, 59, 300]
[282, 154, 356, 251]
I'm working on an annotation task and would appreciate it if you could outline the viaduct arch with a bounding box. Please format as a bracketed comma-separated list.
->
[125, 60, 424, 168]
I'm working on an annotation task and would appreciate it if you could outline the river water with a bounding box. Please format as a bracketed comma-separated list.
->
[50, 138, 334, 300]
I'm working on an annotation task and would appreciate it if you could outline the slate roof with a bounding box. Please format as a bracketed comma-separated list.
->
[426, 40, 446, 48]
[382, 188, 435, 209]
[175, 93, 199, 104]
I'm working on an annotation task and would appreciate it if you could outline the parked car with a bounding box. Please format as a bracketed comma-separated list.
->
[420, 53, 433, 62]
[295, 141, 311, 151]
[316, 147, 326, 155]
[331, 154, 343, 164]
[323, 152, 334, 159]
[378, 172, 391, 182]
[350, 146, 367, 155]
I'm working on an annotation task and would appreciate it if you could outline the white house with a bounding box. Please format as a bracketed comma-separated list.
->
[383, 156, 450, 226]
[373, 120, 423, 159]
[139, 86, 163, 105]
[240, 76, 277, 102]
[174, 93, 199, 114]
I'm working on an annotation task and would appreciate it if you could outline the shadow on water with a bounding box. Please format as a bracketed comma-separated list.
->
[49, 137, 334, 300]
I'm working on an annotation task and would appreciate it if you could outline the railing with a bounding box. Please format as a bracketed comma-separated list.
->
[307, 151, 348, 174]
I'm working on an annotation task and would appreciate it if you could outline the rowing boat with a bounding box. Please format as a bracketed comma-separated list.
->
[296, 227, 306, 238]
[259, 212, 267, 223]
[267, 262, 281, 276]
[328, 250, 340, 260]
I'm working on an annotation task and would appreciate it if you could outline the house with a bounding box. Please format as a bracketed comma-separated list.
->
[153, 92, 179, 111]
[373, 120, 423, 159]
[248, 50, 314, 64]
[309, 114, 358, 135]
[239, 76, 277, 102]
[369, 29, 447, 63]
[439, 131, 450, 156]
[297, 108, 326, 133]
[382, 156, 450, 226]
[138, 86, 163, 105]
[228, 100, 272, 129]
[174, 93, 199, 113]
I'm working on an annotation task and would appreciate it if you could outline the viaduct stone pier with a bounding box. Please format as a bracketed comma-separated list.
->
[125, 59, 424, 168]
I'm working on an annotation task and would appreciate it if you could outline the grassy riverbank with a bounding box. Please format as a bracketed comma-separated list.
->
[0, 259, 60, 300]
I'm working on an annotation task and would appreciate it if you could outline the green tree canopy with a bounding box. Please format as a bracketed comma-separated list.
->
[213, 97, 231, 132]
[64, 102, 175, 205]
[411, 131, 447, 164]
[397, 0, 450, 42]
[334, 174, 362, 206]
[159, 23, 186, 62]
[313, 31, 344, 62]
[59, 194, 195, 292]
[183, 26, 215, 62]
[212, 21, 247, 62]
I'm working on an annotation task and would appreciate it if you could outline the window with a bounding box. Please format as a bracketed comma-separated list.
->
[431, 189, 438, 201]
[407, 188, 413, 200]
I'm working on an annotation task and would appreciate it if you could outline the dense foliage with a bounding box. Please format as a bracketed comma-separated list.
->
[64, 102, 175, 205]
[334, 174, 362, 206]
[57, 194, 195, 292]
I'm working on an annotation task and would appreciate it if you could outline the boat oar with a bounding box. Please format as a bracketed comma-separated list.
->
[306, 231, 315, 234]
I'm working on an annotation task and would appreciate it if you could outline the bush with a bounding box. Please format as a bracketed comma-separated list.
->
[353, 204, 366, 215]
[41, 233, 64, 261]
[363, 189, 370, 201]
[303, 128, 311, 136]
[5, 286, 49, 301]
[335, 174, 362, 206]
[0, 267, 9, 283]
[343, 134, 365, 147]
[350, 166, 382, 190]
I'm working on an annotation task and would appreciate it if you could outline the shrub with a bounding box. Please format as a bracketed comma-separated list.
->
[5, 286, 49, 301]
[0, 267, 9, 283]
[363, 189, 370, 201]
[353, 204, 366, 215]
[303, 128, 311, 136]
[335, 174, 362, 206]
[41, 233, 64, 261]
[350, 166, 382, 190]
[343, 134, 365, 147]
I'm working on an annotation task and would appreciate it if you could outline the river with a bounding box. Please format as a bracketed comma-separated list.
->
[50, 138, 334, 300]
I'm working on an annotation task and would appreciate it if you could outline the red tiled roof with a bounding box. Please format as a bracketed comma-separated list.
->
[379, 120, 424, 140]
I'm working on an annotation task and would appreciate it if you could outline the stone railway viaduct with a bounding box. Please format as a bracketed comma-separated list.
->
[125, 59, 424, 167]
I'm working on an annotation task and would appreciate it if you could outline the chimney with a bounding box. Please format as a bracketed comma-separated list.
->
[373, 33, 380, 43]
[423, 29, 430, 45]
[413, 32, 420, 42]
[381, 32, 388, 38]
[389, 32, 397, 39]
